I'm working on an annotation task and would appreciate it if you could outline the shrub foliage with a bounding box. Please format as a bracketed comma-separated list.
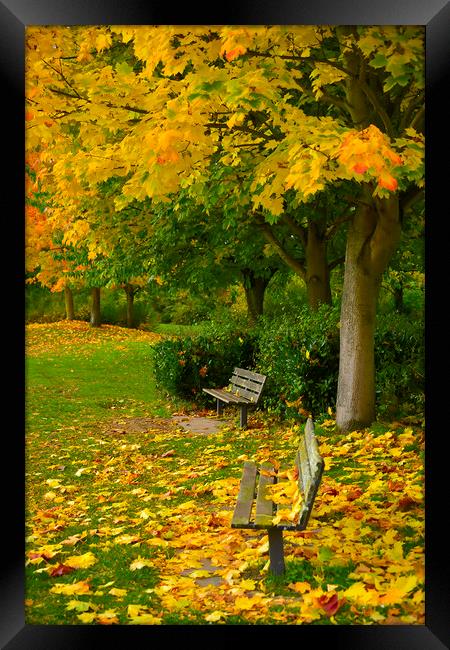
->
[151, 323, 257, 402]
[151, 305, 424, 421]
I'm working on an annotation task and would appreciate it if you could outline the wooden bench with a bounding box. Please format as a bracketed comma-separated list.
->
[202, 367, 266, 429]
[231, 417, 324, 575]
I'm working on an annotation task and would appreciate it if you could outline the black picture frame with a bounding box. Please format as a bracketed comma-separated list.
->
[4, 0, 449, 647]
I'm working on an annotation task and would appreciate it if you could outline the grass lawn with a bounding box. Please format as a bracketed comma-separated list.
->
[25, 321, 425, 625]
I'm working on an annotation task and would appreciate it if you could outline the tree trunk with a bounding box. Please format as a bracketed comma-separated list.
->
[336, 197, 401, 431]
[258, 217, 332, 311]
[242, 270, 272, 324]
[64, 286, 75, 320]
[124, 284, 135, 328]
[394, 284, 404, 312]
[305, 221, 332, 310]
[90, 287, 101, 327]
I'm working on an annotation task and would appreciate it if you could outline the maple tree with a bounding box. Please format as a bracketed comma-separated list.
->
[25, 25, 424, 430]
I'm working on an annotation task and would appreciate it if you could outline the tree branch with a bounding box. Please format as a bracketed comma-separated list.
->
[254, 217, 306, 279]
[399, 91, 425, 132]
[359, 79, 394, 138]
[281, 214, 307, 247]
[410, 105, 425, 133]
[328, 255, 345, 271]
[324, 212, 353, 240]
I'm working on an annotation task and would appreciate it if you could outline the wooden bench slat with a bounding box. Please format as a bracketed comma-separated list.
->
[299, 460, 324, 529]
[305, 417, 323, 469]
[231, 461, 258, 527]
[255, 462, 276, 527]
[232, 367, 267, 383]
[202, 388, 249, 404]
[230, 377, 262, 395]
[230, 375, 265, 392]
[297, 437, 312, 496]
[229, 385, 260, 402]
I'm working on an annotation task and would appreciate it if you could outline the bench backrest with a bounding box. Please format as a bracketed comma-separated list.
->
[229, 367, 266, 403]
[295, 417, 324, 529]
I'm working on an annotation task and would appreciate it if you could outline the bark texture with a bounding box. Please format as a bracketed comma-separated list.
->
[90, 287, 101, 327]
[305, 221, 332, 310]
[64, 286, 75, 320]
[336, 197, 401, 431]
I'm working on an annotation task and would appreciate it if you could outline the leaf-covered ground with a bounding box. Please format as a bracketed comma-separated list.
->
[25, 322, 424, 625]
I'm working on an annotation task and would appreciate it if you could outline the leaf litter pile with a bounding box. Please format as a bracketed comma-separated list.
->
[26, 322, 424, 625]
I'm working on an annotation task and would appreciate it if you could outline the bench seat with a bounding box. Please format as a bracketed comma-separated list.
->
[231, 417, 324, 574]
[202, 367, 266, 428]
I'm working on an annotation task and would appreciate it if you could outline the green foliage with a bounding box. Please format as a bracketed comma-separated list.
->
[374, 312, 424, 417]
[151, 322, 258, 402]
[255, 304, 341, 418]
[151, 301, 424, 422]
[25, 283, 68, 323]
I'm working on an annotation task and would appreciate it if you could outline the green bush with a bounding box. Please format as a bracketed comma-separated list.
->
[374, 312, 424, 417]
[151, 324, 258, 402]
[254, 304, 340, 419]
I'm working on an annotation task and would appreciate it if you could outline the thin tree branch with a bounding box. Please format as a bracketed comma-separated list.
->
[410, 105, 425, 133]
[359, 79, 394, 138]
[328, 255, 345, 271]
[254, 217, 306, 279]
[324, 213, 353, 239]
[281, 213, 307, 248]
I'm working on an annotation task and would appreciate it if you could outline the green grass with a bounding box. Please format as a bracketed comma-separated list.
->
[26, 341, 172, 435]
[152, 323, 205, 337]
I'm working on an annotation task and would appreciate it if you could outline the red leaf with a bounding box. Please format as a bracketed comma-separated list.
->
[346, 487, 363, 501]
[317, 592, 343, 616]
[50, 563, 75, 577]
[398, 496, 417, 511]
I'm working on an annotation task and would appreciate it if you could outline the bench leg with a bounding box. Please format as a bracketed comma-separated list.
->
[239, 405, 248, 429]
[216, 399, 223, 417]
[268, 528, 285, 576]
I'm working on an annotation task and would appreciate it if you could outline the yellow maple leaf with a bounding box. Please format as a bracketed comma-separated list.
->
[129, 556, 154, 571]
[77, 612, 97, 623]
[343, 582, 379, 606]
[114, 534, 141, 545]
[109, 587, 127, 598]
[65, 552, 97, 569]
[129, 613, 162, 625]
[234, 596, 258, 611]
[288, 581, 311, 594]
[66, 600, 96, 613]
[50, 580, 92, 596]
[95, 32, 112, 52]
[379, 574, 418, 605]
[97, 609, 119, 625]
[205, 611, 226, 622]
